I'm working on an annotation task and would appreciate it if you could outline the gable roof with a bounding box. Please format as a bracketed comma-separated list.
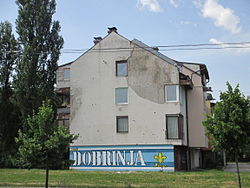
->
[177, 61, 209, 80]
[58, 28, 209, 81]
[131, 39, 176, 65]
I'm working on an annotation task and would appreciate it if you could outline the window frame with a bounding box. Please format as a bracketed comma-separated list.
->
[116, 116, 129, 133]
[166, 114, 183, 139]
[115, 87, 128, 104]
[165, 84, 179, 102]
[63, 68, 70, 80]
[116, 60, 128, 77]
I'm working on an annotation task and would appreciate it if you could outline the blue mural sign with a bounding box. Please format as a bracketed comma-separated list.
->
[70, 145, 174, 171]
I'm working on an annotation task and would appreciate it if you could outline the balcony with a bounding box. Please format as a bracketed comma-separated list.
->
[179, 73, 193, 89]
[57, 106, 70, 114]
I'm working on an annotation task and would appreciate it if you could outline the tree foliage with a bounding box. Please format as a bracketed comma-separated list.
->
[0, 21, 19, 100]
[14, 0, 64, 123]
[0, 21, 20, 167]
[16, 100, 77, 169]
[203, 82, 250, 153]
[203, 82, 250, 188]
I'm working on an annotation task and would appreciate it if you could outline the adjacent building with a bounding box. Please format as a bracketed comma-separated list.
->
[56, 27, 213, 171]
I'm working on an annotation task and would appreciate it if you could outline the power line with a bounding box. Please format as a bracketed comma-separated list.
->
[157, 41, 250, 48]
[61, 46, 250, 53]
[160, 46, 250, 52]
[1, 41, 250, 54]
[61, 41, 250, 52]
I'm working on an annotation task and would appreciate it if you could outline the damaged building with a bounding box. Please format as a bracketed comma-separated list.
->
[56, 27, 213, 171]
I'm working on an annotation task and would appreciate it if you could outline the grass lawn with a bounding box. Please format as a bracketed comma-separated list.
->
[0, 169, 249, 187]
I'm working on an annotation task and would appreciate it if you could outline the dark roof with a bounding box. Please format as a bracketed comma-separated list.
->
[131, 39, 176, 65]
[58, 61, 73, 68]
[176, 61, 209, 80]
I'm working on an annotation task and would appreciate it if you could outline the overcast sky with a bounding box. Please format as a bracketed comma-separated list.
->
[1, 0, 250, 100]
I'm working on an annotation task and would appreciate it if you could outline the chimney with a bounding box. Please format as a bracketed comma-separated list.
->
[108, 27, 118, 34]
[152, 47, 159, 51]
[93, 37, 102, 44]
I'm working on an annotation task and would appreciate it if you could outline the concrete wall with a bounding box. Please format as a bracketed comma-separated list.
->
[180, 65, 208, 148]
[70, 32, 186, 146]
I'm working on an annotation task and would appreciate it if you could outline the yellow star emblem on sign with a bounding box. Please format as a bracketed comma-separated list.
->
[154, 152, 167, 163]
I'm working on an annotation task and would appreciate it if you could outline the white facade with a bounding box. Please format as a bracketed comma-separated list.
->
[70, 31, 187, 147]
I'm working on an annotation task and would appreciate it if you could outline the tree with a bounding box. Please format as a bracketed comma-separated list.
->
[203, 82, 250, 188]
[16, 100, 78, 188]
[14, 0, 64, 125]
[0, 21, 20, 167]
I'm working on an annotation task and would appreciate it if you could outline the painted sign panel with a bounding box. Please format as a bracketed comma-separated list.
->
[70, 145, 174, 171]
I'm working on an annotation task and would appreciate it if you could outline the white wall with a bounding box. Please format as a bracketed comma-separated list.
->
[70, 32, 186, 146]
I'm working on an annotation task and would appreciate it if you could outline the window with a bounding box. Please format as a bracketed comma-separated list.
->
[64, 69, 70, 80]
[165, 85, 179, 102]
[116, 60, 128, 76]
[117, 116, 128, 133]
[179, 86, 185, 105]
[60, 95, 70, 106]
[115, 87, 128, 104]
[166, 114, 183, 139]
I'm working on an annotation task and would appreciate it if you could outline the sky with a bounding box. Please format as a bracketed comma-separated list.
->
[1, 0, 250, 100]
